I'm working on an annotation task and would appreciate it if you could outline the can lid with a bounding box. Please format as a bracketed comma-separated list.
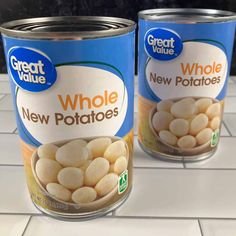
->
[138, 8, 236, 23]
[0, 16, 136, 39]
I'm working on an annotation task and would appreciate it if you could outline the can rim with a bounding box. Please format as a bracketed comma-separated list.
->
[138, 8, 236, 23]
[0, 16, 136, 39]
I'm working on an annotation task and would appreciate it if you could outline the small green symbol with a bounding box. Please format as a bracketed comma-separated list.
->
[211, 129, 219, 147]
[118, 170, 128, 194]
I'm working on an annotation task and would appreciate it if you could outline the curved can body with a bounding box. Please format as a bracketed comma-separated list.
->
[1, 16, 136, 219]
[138, 9, 236, 162]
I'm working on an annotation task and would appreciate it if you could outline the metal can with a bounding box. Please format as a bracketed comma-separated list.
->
[138, 9, 236, 162]
[1, 16, 135, 219]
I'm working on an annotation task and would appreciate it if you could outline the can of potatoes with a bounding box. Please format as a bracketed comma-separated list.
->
[138, 9, 236, 162]
[1, 16, 135, 219]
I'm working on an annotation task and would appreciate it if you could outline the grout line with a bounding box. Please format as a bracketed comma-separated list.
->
[0, 212, 42, 216]
[134, 166, 184, 170]
[0, 132, 18, 135]
[0, 130, 18, 134]
[104, 215, 236, 221]
[182, 156, 187, 168]
[3, 212, 236, 221]
[137, 134, 234, 138]
[0, 94, 6, 102]
[135, 166, 236, 171]
[3, 164, 236, 171]
[12, 127, 18, 134]
[0, 164, 24, 167]
[21, 215, 32, 236]
[223, 112, 236, 115]
[222, 120, 233, 137]
[198, 219, 204, 236]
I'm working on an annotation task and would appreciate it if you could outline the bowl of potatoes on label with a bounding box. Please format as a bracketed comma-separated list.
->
[149, 97, 222, 155]
[31, 136, 129, 211]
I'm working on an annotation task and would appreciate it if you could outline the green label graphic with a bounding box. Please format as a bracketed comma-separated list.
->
[118, 170, 128, 194]
[211, 129, 220, 147]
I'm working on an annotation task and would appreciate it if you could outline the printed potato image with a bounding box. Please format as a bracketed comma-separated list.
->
[149, 97, 222, 155]
[31, 136, 129, 210]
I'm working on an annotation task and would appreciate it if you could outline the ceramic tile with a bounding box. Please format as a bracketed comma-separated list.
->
[224, 96, 236, 113]
[0, 166, 39, 213]
[231, 76, 236, 83]
[133, 137, 184, 168]
[116, 168, 236, 218]
[24, 216, 201, 236]
[201, 220, 236, 236]
[0, 215, 30, 236]
[220, 123, 230, 136]
[0, 74, 9, 81]
[0, 134, 22, 165]
[223, 114, 236, 136]
[0, 81, 11, 94]
[227, 83, 236, 96]
[185, 137, 236, 169]
[0, 94, 14, 110]
[0, 111, 17, 133]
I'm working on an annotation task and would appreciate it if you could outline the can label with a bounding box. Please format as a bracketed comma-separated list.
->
[138, 20, 235, 157]
[3, 31, 135, 215]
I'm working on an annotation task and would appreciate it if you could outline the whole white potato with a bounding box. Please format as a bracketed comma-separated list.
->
[95, 173, 118, 197]
[159, 130, 178, 146]
[37, 143, 58, 160]
[57, 167, 84, 190]
[36, 158, 62, 185]
[170, 98, 197, 119]
[206, 103, 221, 119]
[180, 97, 196, 104]
[152, 111, 174, 132]
[85, 157, 110, 186]
[177, 135, 196, 149]
[209, 116, 221, 130]
[195, 98, 213, 113]
[196, 128, 213, 145]
[169, 119, 189, 137]
[157, 100, 174, 112]
[189, 113, 208, 135]
[56, 139, 89, 167]
[104, 140, 127, 163]
[87, 137, 112, 158]
[72, 187, 97, 204]
[46, 183, 71, 202]
[114, 156, 128, 175]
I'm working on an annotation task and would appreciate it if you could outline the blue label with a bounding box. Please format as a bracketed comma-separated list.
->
[8, 47, 57, 92]
[2, 31, 135, 147]
[144, 28, 183, 61]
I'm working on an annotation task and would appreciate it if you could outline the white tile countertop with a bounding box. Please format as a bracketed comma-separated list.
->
[0, 74, 236, 236]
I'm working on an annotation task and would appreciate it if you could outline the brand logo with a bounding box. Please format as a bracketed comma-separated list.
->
[8, 47, 56, 92]
[144, 28, 183, 61]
